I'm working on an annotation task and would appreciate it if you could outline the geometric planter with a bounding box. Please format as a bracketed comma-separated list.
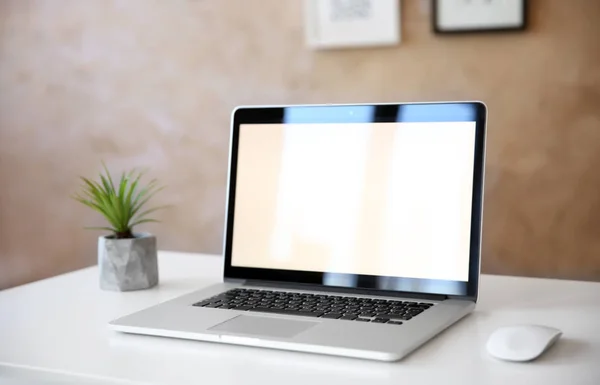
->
[97, 233, 158, 291]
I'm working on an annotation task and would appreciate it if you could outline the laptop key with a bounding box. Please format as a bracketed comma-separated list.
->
[248, 307, 324, 317]
[321, 313, 343, 319]
[192, 301, 212, 307]
[355, 318, 370, 322]
[376, 313, 408, 320]
[340, 314, 358, 320]
[388, 321, 403, 325]
[232, 306, 253, 311]
[372, 318, 389, 323]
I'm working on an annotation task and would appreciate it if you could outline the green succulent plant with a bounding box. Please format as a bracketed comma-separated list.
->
[73, 163, 165, 239]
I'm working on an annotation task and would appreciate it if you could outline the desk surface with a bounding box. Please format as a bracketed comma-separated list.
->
[1, 251, 599, 385]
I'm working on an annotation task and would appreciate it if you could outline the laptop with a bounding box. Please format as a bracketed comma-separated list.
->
[109, 101, 487, 361]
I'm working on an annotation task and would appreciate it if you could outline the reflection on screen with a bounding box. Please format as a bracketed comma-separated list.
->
[232, 122, 476, 282]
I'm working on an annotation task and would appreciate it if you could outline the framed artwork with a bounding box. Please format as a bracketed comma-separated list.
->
[304, 0, 401, 49]
[432, 0, 527, 34]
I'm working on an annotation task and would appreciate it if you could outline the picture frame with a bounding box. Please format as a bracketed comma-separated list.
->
[432, 0, 527, 34]
[304, 0, 401, 49]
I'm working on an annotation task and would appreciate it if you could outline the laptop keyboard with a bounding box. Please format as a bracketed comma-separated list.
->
[193, 288, 434, 325]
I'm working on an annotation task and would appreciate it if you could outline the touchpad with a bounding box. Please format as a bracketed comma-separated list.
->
[209, 315, 317, 338]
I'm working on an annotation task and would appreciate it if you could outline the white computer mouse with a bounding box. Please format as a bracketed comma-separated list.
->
[486, 324, 562, 362]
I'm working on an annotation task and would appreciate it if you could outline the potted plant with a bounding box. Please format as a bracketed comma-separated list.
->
[74, 164, 165, 291]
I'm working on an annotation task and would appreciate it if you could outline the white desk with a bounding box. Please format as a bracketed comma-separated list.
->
[1, 251, 599, 385]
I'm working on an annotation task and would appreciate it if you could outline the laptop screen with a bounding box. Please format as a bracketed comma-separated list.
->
[225, 103, 486, 298]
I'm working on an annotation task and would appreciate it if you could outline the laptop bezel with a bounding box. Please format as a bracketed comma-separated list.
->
[222, 102, 486, 300]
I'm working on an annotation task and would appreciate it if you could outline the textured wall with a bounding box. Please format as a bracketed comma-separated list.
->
[1, 0, 600, 289]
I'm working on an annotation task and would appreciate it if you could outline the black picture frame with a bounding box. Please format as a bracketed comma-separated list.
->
[432, 0, 528, 34]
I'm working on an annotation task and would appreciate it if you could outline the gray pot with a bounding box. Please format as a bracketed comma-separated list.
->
[98, 233, 159, 291]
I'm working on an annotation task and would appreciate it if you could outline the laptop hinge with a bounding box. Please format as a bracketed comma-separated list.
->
[447, 294, 477, 302]
[241, 280, 448, 301]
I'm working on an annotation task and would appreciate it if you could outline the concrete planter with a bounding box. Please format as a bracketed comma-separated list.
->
[98, 233, 158, 291]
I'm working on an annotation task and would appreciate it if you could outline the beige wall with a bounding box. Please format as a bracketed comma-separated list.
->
[1, 0, 600, 289]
